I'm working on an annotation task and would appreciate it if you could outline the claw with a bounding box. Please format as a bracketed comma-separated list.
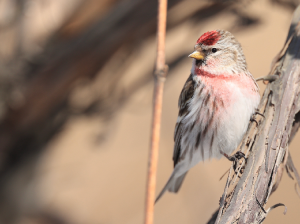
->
[234, 151, 246, 160]
[255, 111, 265, 118]
[251, 109, 264, 126]
[251, 117, 259, 126]
[255, 109, 265, 118]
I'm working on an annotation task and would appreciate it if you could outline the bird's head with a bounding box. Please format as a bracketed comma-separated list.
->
[189, 30, 247, 75]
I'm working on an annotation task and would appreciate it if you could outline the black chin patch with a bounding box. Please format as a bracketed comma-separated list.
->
[196, 59, 203, 67]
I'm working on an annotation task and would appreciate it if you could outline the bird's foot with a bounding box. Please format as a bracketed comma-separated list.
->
[256, 75, 278, 84]
[221, 150, 247, 175]
[221, 150, 246, 162]
[251, 109, 264, 126]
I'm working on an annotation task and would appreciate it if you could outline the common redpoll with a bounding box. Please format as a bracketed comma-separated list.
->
[156, 30, 260, 202]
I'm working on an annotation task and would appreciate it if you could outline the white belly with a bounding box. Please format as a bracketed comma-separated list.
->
[175, 80, 260, 177]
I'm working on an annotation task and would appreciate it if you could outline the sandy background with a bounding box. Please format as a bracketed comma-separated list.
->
[1, 0, 300, 224]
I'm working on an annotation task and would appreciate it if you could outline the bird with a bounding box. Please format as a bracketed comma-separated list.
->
[155, 30, 260, 202]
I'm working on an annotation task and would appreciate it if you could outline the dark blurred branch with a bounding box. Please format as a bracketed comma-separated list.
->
[0, 0, 181, 174]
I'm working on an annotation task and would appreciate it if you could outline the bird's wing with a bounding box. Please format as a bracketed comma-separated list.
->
[173, 74, 196, 167]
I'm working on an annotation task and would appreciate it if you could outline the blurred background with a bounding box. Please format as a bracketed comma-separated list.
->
[0, 0, 299, 223]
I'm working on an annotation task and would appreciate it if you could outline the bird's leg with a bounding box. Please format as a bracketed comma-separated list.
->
[220, 150, 246, 162]
[221, 150, 247, 176]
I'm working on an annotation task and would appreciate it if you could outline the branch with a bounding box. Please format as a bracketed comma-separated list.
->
[144, 0, 168, 224]
[210, 5, 300, 224]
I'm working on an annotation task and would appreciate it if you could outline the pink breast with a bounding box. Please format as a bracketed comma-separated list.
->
[195, 67, 257, 106]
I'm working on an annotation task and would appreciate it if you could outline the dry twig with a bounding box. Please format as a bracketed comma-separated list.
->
[144, 0, 168, 224]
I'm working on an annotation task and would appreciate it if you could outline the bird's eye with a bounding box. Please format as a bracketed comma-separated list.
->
[212, 48, 217, 53]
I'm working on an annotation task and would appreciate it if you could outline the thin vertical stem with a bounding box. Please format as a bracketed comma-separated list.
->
[144, 0, 168, 224]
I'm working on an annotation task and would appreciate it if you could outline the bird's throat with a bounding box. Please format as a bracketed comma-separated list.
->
[194, 67, 258, 98]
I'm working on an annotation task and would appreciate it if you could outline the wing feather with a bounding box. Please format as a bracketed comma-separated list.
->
[173, 74, 196, 166]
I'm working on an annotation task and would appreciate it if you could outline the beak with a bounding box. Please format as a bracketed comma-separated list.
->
[188, 50, 205, 60]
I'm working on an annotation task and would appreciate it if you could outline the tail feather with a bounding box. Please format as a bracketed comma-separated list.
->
[155, 171, 187, 203]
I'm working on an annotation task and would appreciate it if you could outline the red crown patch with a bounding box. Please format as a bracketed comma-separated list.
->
[196, 30, 220, 45]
